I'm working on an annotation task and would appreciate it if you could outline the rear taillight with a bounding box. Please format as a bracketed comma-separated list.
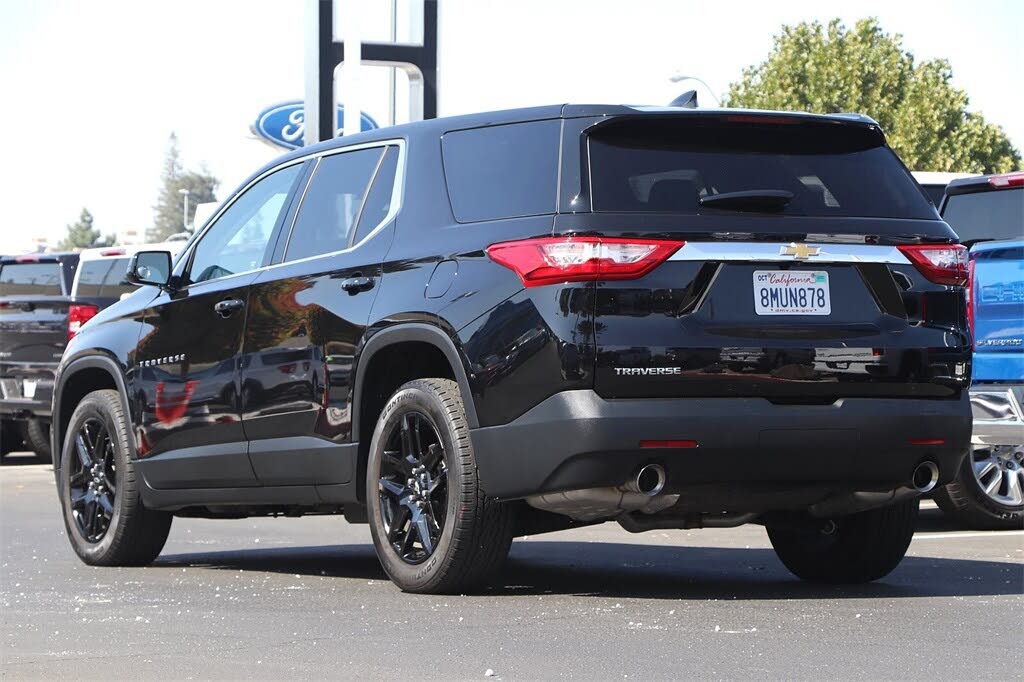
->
[67, 304, 99, 339]
[966, 257, 977, 349]
[486, 237, 685, 287]
[897, 244, 968, 286]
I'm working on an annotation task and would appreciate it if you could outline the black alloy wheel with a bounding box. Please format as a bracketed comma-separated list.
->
[66, 417, 117, 543]
[378, 411, 448, 564]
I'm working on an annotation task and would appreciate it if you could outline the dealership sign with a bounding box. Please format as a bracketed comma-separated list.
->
[252, 101, 379, 150]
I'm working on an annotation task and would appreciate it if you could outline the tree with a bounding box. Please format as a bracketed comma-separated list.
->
[150, 133, 219, 241]
[59, 208, 113, 250]
[724, 18, 1021, 174]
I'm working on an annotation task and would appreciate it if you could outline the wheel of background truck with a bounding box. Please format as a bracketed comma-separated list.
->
[23, 419, 52, 464]
[367, 378, 515, 594]
[58, 389, 172, 566]
[767, 498, 919, 583]
[934, 445, 1024, 530]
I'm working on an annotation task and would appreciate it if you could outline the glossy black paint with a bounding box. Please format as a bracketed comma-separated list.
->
[50, 104, 972, 518]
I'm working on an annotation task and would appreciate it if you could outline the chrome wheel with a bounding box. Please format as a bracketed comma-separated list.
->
[377, 412, 448, 565]
[66, 417, 117, 543]
[971, 445, 1024, 507]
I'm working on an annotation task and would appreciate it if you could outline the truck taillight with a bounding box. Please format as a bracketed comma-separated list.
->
[897, 244, 968, 286]
[68, 304, 99, 339]
[966, 258, 976, 349]
[486, 237, 685, 287]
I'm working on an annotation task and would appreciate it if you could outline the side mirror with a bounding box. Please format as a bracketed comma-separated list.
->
[126, 251, 172, 288]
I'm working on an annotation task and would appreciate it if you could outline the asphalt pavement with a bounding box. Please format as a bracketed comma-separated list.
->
[2, 452, 1022, 680]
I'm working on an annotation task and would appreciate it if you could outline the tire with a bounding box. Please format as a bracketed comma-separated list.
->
[767, 498, 919, 583]
[23, 419, 52, 464]
[934, 446, 1024, 530]
[367, 378, 515, 594]
[58, 389, 172, 566]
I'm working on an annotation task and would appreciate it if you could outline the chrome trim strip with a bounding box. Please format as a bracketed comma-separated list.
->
[668, 241, 911, 264]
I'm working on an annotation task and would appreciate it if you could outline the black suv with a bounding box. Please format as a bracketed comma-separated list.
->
[52, 105, 972, 593]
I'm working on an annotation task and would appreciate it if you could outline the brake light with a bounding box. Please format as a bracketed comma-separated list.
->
[966, 257, 977, 349]
[100, 248, 125, 256]
[67, 303, 99, 339]
[988, 172, 1024, 189]
[486, 237, 685, 287]
[897, 244, 968, 286]
[15, 254, 40, 263]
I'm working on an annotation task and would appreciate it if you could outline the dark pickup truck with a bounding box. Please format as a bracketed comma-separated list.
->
[1, 253, 81, 461]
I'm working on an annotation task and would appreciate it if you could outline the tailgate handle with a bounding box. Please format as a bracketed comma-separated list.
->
[213, 298, 244, 318]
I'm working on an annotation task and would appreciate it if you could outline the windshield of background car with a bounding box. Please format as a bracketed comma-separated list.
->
[941, 188, 1024, 243]
[588, 116, 937, 220]
[0, 262, 63, 296]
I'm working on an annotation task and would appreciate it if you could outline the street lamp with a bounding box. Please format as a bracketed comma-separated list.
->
[178, 188, 191, 232]
[669, 73, 722, 106]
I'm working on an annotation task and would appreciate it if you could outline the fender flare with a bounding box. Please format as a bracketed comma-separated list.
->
[51, 353, 135, 467]
[351, 322, 479, 442]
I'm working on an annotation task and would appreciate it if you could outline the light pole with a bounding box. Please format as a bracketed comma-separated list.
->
[178, 188, 191, 232]
[669, 73, 722, 106]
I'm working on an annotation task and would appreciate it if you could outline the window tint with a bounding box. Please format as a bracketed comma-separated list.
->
[285, 148, 383, 262]
[442, 120, 560, 222]
[942, 189, 1024, 243]
[0, 263, 63, 296]
[353, 146, 400, 244]
[75, 258, 135, 298]
[189, 164, 302, 284]
[588, 118, 936, 220]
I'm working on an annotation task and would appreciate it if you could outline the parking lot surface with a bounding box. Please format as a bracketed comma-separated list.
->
[2, 454, 1022, 680]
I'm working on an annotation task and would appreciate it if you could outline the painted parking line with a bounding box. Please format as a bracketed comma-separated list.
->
[914, 531, 1024, 540]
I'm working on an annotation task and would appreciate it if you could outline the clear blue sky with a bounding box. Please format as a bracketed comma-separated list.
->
[0, 0, 1021, 252]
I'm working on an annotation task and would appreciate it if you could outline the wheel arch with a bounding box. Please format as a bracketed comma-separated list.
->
[52, 354, 135, 469]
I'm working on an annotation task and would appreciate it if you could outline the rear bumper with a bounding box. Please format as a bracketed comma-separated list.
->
[470, 390, 971, 500]
[970, 384, 1024, 446]
[0, 365, 55, 419]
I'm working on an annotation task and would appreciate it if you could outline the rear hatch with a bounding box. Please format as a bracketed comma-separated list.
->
[565, 113, 971, 402]
[0, 259, 73, 367]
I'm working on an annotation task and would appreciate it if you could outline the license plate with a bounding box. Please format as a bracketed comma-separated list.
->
[23, 379, 37, 399]
[753, 270, 831, 316]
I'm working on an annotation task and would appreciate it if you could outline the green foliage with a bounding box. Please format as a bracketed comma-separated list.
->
[725, 18, 1021, 174]
[58, 208, 113, 250]
[150, 133, 219, 242]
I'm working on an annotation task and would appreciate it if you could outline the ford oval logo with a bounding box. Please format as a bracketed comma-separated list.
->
[251, 101, 379, 150]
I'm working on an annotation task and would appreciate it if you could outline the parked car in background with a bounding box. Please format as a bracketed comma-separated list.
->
[934, 171, 1024, 529]
[0, 243, 185, 462]
[0, 252, 81, 461]
[912, 171, 977, 207]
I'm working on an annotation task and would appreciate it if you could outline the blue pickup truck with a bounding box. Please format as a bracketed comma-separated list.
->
[935, 172, 1024, 529]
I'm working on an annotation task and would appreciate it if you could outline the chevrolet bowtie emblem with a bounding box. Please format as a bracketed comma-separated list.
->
[781, 243, 821, 259]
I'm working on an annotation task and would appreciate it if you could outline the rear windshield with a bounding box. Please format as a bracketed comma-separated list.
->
[941, 188, 1024, 243]
[75, 258, 136, 299]
[0, 262, 63, 296]
[588, 117, 936, 220]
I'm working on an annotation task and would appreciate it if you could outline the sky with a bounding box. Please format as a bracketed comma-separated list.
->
[0, 0, 1021, 253]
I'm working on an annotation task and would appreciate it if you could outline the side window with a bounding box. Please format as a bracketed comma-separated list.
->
[189, 164, 303, 284]
[284, 148, 383, 262]
[352, 146, 400, 244]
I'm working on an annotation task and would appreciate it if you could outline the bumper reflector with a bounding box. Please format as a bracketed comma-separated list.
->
[640, 439, 698, 449]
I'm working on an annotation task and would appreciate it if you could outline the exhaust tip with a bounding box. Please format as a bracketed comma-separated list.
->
[912, 461, 939, 494]
[634, 464, 667, 496]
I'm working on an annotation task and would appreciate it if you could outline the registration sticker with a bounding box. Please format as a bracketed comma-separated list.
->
[753, 271, 831, 316]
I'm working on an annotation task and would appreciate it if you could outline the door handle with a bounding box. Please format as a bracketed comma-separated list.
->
[213, 298, 244, 318]
[340, 276, 374, 294]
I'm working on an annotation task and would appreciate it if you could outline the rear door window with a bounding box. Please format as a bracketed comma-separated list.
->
[941, 189, 1024, 243]
[0, 262, 63, 296]
[442, 120, 560, 222]
[588, 117, 936, 220]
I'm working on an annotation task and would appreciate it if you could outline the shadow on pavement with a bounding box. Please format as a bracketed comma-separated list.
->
[156, 538, 1022, 601]
[0, 452, 48, 467]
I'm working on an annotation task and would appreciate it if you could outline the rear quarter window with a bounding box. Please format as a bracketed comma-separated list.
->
[941, 188, 1024, 243]
[0, 262, 64, 296]
[442, 120, 561, 222]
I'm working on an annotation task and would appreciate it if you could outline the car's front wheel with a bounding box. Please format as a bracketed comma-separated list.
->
[367, 378, 514, 594]
[767, 498, 918, 583]
[59, 390, 172, 566]
[934, 445, 1024, 530]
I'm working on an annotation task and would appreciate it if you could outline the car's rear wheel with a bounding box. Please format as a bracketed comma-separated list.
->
[59, 390, 172, 566]
[934, 445, 1024, 530]
[367, 378, 514, 594]
[23, 418, 52, 464]
[767, 498, 918, 583]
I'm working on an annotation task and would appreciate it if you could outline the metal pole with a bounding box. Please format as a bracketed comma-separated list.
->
[342, 0, 362, 137]
[179, 189, 190, 232]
